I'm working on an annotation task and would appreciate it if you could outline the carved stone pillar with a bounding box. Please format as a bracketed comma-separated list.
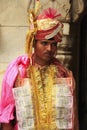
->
[71, 0, 84, 22]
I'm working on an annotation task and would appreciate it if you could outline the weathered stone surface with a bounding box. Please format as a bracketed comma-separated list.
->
[0, 26, 28, 62]
[63, 23, 70, 35]
[0, 0, 29, 25]
[72, 0, 84, 22]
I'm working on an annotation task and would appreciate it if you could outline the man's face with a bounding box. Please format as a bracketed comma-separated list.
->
[34, 39, 57, 64]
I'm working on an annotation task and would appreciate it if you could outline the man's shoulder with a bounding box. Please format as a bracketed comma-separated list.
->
[52, 58, 70, 77]
[7, 55, 30, 68]
[3, 55, 30, 81]
[52, 58, 66, 69]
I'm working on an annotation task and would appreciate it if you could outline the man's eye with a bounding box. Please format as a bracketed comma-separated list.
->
[52, 42, 57, 46]
[41, 41, 48, 45]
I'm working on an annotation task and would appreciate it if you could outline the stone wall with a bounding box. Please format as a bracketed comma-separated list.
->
[0, 0, 29, 94]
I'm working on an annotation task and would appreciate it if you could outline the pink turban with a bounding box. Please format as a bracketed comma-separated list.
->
[35, 8, 63, 42]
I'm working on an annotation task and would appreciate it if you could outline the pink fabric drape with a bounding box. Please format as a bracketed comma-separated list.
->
[0, 55, 30, 125]
[0, 55, 78, 130]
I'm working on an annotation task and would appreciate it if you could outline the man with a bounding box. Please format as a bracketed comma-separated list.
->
[0, 1, 79, 130]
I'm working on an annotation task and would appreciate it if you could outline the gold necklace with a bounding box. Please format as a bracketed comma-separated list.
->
[29, 65, 58, 130]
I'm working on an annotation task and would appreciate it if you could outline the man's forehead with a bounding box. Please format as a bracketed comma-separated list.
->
[38, 39, 57, 43]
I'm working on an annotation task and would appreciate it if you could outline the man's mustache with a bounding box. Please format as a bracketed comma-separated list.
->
[43, 51, 52, 55]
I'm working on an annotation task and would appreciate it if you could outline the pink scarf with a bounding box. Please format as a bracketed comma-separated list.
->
[0, 55, 30, 127]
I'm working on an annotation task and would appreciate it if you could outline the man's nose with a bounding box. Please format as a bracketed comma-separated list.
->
[46, 44, 52, 51]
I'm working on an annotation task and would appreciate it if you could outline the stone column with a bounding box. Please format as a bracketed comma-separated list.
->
[71, 0, 84, 22]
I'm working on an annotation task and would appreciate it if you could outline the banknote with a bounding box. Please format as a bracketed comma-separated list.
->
[18, 118, 35, 130]
[56, 107, 72, 119]
[56, 118, 72, 129]
[55, 96, 73, 108]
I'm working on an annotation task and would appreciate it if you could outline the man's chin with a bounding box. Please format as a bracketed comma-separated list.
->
[43, 56, 52, 62]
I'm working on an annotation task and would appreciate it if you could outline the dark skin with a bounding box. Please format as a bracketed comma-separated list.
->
[1, 39, 57, 130]
[1, 111, 16, 130]
[1, 123, 14, 130]
[33, 39, 57, 66]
